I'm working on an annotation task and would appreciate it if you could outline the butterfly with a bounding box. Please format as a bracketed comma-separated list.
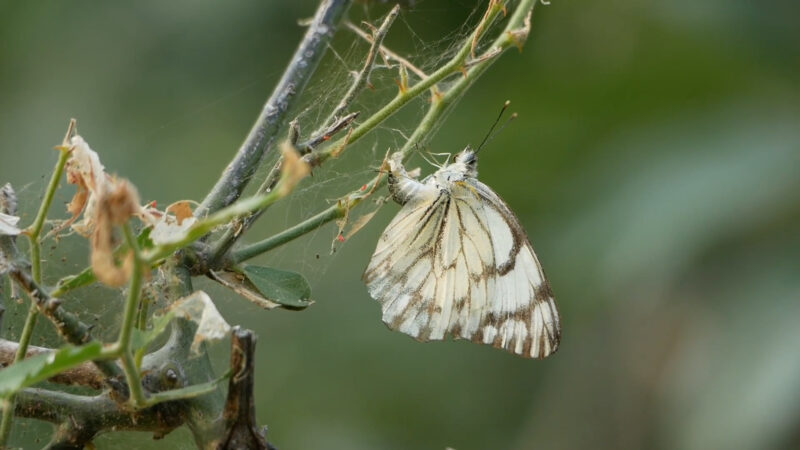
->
[363, 147, 561, 358]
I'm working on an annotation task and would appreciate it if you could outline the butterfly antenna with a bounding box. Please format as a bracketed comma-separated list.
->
[475, 100, 517, 153]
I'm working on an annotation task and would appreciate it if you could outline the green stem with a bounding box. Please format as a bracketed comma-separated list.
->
[0, 147, 71, 447]
[0, 402, 12, 448]
[29, 148, 71, 239]
[16, 148, 71, 355]
[117, 224, 146, 407]
[118, 225, 143, 350]
[232, 204, 346, 263]
[120, 352, 146, 406]
[15, 148, 72, 358]
[142, 186, 285, 265]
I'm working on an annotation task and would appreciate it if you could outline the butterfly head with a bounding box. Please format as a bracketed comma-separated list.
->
[449, 146, 478, 178]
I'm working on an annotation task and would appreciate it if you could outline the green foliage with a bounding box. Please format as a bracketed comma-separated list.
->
[0, 343, 103, 399]
[243, 265, 313, 309]
[130, 311, 173, 353]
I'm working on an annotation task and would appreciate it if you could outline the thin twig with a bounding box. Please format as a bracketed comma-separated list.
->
[196, 0, 351, 218]
[343, 20, 429, 80]
[296, 111, 360, 154]
[0, 143, 73, 446]
[116, 224, 147, 407]
[323, 5, 400, 128]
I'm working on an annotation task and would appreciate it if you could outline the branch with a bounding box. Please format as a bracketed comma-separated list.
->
[195, 0, 351, 218]
[218, 327, 271, 450]
[15, 389, 185, 445]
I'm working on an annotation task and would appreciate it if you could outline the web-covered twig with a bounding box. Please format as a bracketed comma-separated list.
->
[303, 0, 511, 169]
[296, 111, 360, 153]
[323, 5, 400, 128]
[343, 19, 429, 81]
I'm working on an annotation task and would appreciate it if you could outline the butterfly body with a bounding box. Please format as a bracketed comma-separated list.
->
[364, 148, 561, 358]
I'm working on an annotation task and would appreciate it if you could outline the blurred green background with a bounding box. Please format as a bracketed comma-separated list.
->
[1, 1, 799, 449]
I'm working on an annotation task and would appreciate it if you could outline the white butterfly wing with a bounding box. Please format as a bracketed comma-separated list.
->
[467, 180, 560, 358]
[364, 178, 560, 358]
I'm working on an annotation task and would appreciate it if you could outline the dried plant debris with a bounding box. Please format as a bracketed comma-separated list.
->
[277, 141, 310, 197]
[64, 134, 116, 237]
[147, 200, 198, 246]
[90, 180, 141, 287]
[51, 130, 201, 283]
[0, 212, 20, 236]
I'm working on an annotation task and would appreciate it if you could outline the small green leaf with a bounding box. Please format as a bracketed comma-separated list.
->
[55, 266, 95, 293]
[136, 226, 154, 250]
[0, 342, 104, 398]
[130, 312, 174, 352]
[209, 270, 280, 310]
[242, 265, 313, 309]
